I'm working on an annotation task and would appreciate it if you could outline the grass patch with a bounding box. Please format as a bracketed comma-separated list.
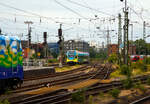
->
[88, 95, 93, 104]
[55, 65, 82, 72]
[109, 88, 120, 98]
[110, 70, 124, 78]
[132, 68, 144, 76]
[48, 59, 58, 63]
[0, 99, 10, 104]
[146, 77, 150, 85]
[147, 65, 150, 71]
[99, 91, 105, 98]
[71, 89, 86, 104]
[133, 82, 147, 92]
[122, 77, 133, 89]
[131, 60, 147, 72]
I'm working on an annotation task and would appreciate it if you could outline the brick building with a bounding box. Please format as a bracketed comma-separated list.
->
[108, 44, 118, 55]
[108, 44, 136, 55]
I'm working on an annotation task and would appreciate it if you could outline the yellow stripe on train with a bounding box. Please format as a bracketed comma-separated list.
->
[67, 58, 78, 63]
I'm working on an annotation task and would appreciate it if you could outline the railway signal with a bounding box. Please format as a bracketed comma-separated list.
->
[43, 32, 48, 58]
[58, 24, 63, 67]
[43, 32, 47, 44]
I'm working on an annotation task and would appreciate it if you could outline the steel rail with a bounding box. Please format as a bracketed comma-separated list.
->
[24, 65, 90, 81]
[12, 64, 109, 104]
[130, 95, 150, 104]
[12, 66, 105, 93]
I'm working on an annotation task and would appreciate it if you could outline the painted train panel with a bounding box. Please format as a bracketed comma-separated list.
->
[66, 50, 89, 64]
[0, 35, 23, 89]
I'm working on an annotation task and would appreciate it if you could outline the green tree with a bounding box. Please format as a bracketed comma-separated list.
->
[134, 39, 147, 55]
[89, 47, 107, 60]
[51, 51, 58, 58]
[108, 54, 118, 64]
[89, 47, 96, 58]
[146, 43, 150, 55]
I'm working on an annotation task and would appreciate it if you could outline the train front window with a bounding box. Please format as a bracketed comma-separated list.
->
[68, 54, 74, 57]
[68, 51, 75, 57]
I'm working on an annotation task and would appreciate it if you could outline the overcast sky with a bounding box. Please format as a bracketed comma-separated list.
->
[0, 0, 150, 46]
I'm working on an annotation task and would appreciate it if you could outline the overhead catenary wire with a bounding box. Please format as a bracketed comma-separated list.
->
[0, 1, 100, 42]
[54, 0, 94, 24]
[0, 2, 56, 22]
[0, 2, 74, 25]
[54, 0, 119, 40]
[66, 0, 115, 17]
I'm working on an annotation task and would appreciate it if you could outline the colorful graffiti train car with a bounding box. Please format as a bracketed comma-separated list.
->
[0, 35, 23, 89]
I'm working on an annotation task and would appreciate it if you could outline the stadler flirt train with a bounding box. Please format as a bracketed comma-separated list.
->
[66, 50, 89, 64]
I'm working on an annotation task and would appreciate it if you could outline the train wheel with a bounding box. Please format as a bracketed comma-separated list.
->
[11, 83, 21, 89]
[11, 80, 22, 89]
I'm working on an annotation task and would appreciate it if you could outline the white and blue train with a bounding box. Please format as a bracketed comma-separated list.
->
[66, 50, 89, 64]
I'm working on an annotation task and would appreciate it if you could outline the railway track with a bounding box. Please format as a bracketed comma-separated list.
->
[24, 64, 90, 81]
[11, 64, 106, 93]
[11, 70, 150, 104]
[3, 63, 150, 104]
[130, 95, 150, 104]
[10, 64, 113, 104]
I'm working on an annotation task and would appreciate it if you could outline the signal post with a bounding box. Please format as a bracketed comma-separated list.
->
[58, 24, 63, 67]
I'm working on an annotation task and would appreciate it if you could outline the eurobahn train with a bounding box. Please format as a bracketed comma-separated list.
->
[0, 35, 23, 90]
[66, 50, 89, 64]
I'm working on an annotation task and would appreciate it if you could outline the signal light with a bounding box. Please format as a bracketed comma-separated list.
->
[58, 29, 62, 37]
[44, 32, 47, 38]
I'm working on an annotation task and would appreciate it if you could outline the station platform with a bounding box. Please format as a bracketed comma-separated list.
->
[23, 66, 54, 71]
[23, 66, 55, 79]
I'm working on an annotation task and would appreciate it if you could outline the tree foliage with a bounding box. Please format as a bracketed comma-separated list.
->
[133, 39, 149, 55]
[89, 47, 107, 60]
[108, 54, 118, 64]
[120, 64, 132, 77]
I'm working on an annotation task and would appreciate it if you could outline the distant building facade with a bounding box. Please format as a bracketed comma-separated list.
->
[64, 40, 89, 52]
[108, 44, 118, 55]
[47, 43, 59, 54]
[21, 40, 28, 49]
[108, 44, 136, 55]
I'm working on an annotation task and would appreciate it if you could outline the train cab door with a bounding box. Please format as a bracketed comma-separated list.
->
[11, 40, 18, 74]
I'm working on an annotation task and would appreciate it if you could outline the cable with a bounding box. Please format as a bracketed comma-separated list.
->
[127, 1, 144, 22]
[54, 0, 91, 21]
[0, 12, 99, 20]
[66, 0, 115, 17]
[0, 2, 57, 22]
[0, 2, 73, 25]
